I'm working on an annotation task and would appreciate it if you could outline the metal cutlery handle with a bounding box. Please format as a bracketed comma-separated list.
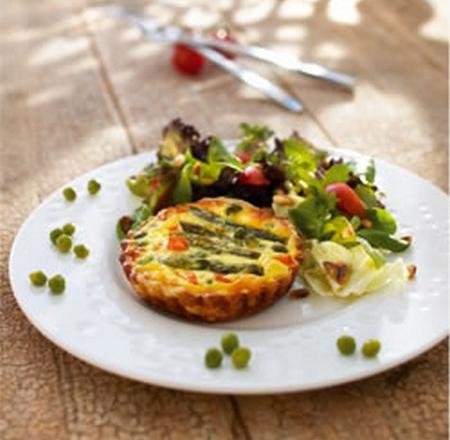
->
[197, 47, 303, 113]
[108, 8, 354, 91]
[188, 38, 356, 91]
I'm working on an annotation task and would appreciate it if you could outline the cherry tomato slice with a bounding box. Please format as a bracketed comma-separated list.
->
[172, 44, 205, 76]
[325, 183, 366, 218]
[235, 151, 252, 164]
[167, 235, 189, 252]
[238, 166, 270, 186]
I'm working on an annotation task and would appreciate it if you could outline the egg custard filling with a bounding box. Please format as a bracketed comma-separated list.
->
[120, 197, 303, 321]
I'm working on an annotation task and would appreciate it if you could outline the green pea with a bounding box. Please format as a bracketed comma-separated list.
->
[87, 179, 101, 195]
[62, 223, 76, 236]
[362, 339, 381, 358]
[48, 274, 65, 294]
[50, 228, 63, 245]
[56, 234, 72, 253]
[29, 271, 47, 287]
[231, 347, 251, 369]
[204, 348, 223, 369]
[234, 227, 247, 240]
[73, 244, 89, 259]
[63, 187, 76, 202]
[336, 335, 356, 355]
[221, 333, 239, 355]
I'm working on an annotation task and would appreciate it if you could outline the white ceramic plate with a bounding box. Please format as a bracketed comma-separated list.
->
[9, 148, 449, 394]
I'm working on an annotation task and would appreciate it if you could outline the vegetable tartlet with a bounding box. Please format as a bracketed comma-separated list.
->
[120, 197, 303, 322]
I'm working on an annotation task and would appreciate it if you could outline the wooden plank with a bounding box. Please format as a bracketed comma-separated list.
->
[0, 1, 240, 439]
[359, 0, 447, 71]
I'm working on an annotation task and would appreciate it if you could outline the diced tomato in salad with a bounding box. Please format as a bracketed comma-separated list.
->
[325, 183, 366, 218]
[235, 151, 252, 164]
[238, 166, 270, 186]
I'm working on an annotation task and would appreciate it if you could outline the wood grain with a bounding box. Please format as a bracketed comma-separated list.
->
[1, 0, 448, 439]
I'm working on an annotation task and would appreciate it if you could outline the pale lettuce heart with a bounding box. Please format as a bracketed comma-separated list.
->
[301, 241, 407, 298]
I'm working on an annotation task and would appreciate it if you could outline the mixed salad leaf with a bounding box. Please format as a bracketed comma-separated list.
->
[119, 118, 413, 298]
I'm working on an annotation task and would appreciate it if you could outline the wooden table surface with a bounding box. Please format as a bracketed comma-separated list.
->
[1, 0, 448, 438]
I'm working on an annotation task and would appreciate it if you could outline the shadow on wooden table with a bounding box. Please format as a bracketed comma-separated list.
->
[112, 0, 447, 166]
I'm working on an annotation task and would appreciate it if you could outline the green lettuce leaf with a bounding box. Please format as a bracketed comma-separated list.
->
[354, 184, 378, 209]
[367, 207, 397, 234]
[288, 190, 336, 238]
[321, 163, 352, 187]
[365, 159, 376, 183]
[322, 216, 356, 245]
[208, 137, 243, 171]
[357, 229, 410, 252]
[282, 138, 319, 188]
[173, 163, 193, 204]
[236, 123, 273, 153]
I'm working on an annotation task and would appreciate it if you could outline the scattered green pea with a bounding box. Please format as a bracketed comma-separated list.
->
[49, 228, 63, 245]
[87, 179, 101, 195]
[56, 234, 72, 253]
[62, 187, 76, 202]
[62, 223, 76, 236]
[361, 339, 381, 358]
[48, 274, 65, 294]
[221, 333, 240, 355]
[29, 271, 47, 287]
[73, 244, 89, 259]
[336, 335, 356, 355]
[205, 348, 223, 369]
[231, 347, 251, 369]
